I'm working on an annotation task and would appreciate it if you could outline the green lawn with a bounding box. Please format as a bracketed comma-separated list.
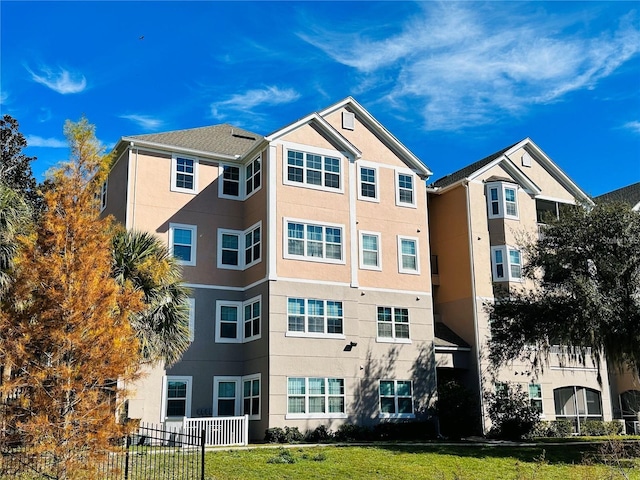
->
[204, 443, 640, 480]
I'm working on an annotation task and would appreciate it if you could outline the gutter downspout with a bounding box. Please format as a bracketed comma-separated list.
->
[464, 180, 487, 435]
[131, 144, 139, 230]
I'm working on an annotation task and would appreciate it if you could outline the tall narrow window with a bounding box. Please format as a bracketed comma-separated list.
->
[396, 171, 415, 207]
[243, 375, 261, 419]
[509, 249, 522, 279]
[398, 237, 419, 274]
[245, 156, 261, 196]
[244, 297, 261, 341]
[164, 376, 192, 418]
[172, 157, 197, 193]
[245, 225, 261, 267]
[287, 150, 304, 183]
[504, 187, 518, 217]
[221, 165, 240, 197]
[529, 384, 543, 413]
[494, 249, 504, 279]
[359, 166, 377, 200]
[99, 180, 108, 212]
[214, 379, 238, 417]
[169, 224, 196, 266]
[360, 232, 381, 270]
[489, 187, 500, 216]
[218, 304, 239, 342]
[220, 232, 240, 267]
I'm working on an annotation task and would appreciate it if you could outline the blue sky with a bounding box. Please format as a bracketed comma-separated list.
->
[1, 1, 639, 197]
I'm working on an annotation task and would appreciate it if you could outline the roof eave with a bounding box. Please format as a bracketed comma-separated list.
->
[119, 137, 241, 162]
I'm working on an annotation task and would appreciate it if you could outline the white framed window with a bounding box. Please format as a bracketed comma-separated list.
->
[244, 224, 261, 268]
[486, 182, 519, 220]
[163, 376, 192, 419]
[397, 236, 419, 274]
[491, 246, 522, 282]
[245, 156, 261, 197]
[395, 170, 416, 207]
[358, 164, 378, 202]
[215, 297, 261, 343]
[359, 231, 381, 270]
[213, 377, 241, 417]
[219, 164, 240, 199]
[377, 306, 410, 342]
[379, 380, 414, 418]
[217, 222, 262, 270]
[243, 374, 261, 420]
[286, 377, 346, 419]
[283, 143, 343, 193]
[171, 156, 198, 194]
[169, 223, 197, 266]
[284, 218, 345, 264]
[243, 296, 261, 341]
[529, 383, 543, 414]
[186, 298, 195, 342]
[286, 298, 344, 338]
[99, 180, 108, 212]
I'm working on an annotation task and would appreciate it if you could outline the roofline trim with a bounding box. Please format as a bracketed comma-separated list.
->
[118, 137, 241, 162]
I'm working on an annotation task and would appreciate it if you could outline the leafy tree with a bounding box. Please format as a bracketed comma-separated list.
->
[488, 201, 640, 376]
[0, 182, 31, 293]
[0, 118, 144, 479]
[111, 228, 191, 366]
[0, 114, 39, 208]
[485, 383, 540, 440]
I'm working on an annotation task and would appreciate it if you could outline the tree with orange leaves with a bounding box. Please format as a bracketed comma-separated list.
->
[0, 118, 144, 479]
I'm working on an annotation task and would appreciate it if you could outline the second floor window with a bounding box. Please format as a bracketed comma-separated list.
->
[287, 298, 343, 336]
[377, 307, 410, 341]
[491, 246, 522, 282]
[169, 224, 197, 266]
[216, 296, 262, 343]
[218, 222, 262, 270]
[285, 220, 344, 263]
[398, 236, 419, 274]
[396, 171, 416, 207]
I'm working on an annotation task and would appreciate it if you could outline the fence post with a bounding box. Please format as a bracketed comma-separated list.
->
[200, 429, 206, 480]
[124, 434, 131, 480]
[243, 415, 249, 446]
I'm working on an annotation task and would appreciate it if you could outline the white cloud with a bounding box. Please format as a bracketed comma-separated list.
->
[0, 91, 8, 105]
[25, 135, 67, 148]
[299, 4, 640, 131]
[25, 65, 87, 94]
[210, 86, 300, 119]
[622, 121, 640, 134]
[120, 114, 163, 130]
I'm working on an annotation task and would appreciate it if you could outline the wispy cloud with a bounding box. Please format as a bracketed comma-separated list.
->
[25, 64, 87, 94]
[26, 135, 67, 148]
[120, 114, 163, 131]
[210, 86, 300, 119]
[299, 4, 640, 131]
[622, 121, 640, 134]
[0, 91, 8, 105]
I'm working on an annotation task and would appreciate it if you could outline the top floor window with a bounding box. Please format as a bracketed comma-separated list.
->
[171, 156, 198, 194]
[358, 165, 378, 201]
[284, 144, 343, 193]
[245, 156, 261, 197]
[395, 170, 416, 207]
[486, 182, 519, 220]
[221, 165, 240, 198]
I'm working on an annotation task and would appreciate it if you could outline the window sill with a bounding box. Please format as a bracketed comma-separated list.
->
[286, 332, 346, 340]
[284, 254, 346, 265]
[398, 269, 420, 275]
[376, 338, 411, 344]
[286, 413, 347, 420]
[283, 179, 344, 195]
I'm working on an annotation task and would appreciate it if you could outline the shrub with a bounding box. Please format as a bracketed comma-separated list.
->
[334, 423, 372, 442]
[436, 380, 481, 439]
[265, 427, 285, 443]
[283, 426, 304, 443]
[305, 425, 334, 443]
[580, 420, 623, 436]
[552, 419, 574, 437]
[485, 383, 540, 440]
[267, 448, 296, 464]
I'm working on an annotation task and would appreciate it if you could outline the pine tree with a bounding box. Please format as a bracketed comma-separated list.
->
[0, 118, 144, 479]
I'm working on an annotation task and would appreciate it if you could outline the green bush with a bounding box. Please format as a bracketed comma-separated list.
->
[485, 383, 540, 440]
[334, 423, 372, 442]
[305, 425, 333, 443]
[436, 380, 481, 439]
[580, 420, 623, 436]
[283, 426, 304, 443]
[552, 419, 574, 437]
[265, 427, 285, 443]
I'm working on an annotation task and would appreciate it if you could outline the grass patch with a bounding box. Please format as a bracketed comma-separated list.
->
[204, 443, 640, 480]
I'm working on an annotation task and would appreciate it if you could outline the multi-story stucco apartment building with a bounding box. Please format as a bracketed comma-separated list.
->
[427, 138, 618, 434]
[596, 182, 640, 434]
[102, 98, 438, 440]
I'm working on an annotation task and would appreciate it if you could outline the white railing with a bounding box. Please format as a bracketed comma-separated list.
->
[182, 415, 249, 447]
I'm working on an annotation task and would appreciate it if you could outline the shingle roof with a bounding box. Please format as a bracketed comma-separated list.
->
[430, 141, 521, 188]
[127, 124, 263, 158]
[434, 323, 471, 349]
[595, 182, 640, 206]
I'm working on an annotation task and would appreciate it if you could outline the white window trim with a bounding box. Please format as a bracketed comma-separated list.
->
[169, 223, 197, 267]
[357, 163, 379, 203]
[218, 164, 241, 200]
[162, 375, 192, 420]
[283, 217, 346, 265]
[376, 306, 411, 343]
[359, 230, 382, 271]
[281, 141, 345, 194]
[171, 155, 198, 194]
[285, 297, 345, 339]
[285, 377, 347, 420]
[242, 373, 262, 420]
[215, 297, 262, 343]
[395, 169, 417, 208]
[243, 295, 262, 343]
[186, 298, 195, 342]
[212, 376, 242, 417]
[379, 379, 415, 419]
[397, 235, 420, 275]
[245, 155, 262, 199]
[217, 221, 262, 271]
[486, 181, 519, 220]
[491, 245, 523, 282]
[99, 179, 108, 212]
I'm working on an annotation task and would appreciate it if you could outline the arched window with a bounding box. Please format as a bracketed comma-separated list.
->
[553, 386, 602, 434]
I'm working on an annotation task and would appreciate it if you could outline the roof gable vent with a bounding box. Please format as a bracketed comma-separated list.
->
[522, 152, 532, 167]
[342, 111, 355, 131]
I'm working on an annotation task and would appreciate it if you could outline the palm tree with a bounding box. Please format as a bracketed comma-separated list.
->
[111, 228, 191, 366]
[0, 182, 31, 293]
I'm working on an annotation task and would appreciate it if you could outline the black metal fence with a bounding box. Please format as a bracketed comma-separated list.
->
[1, 423, 206, 480]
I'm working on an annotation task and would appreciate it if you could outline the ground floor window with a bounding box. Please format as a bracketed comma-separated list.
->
[213, 374, 261, 419]
[379, 380, 414, 418]
[554, 386, 602, 433]
[164, 376, 192, 419]
[528, 383, 543, 414]
[286, 377, 346, 418]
